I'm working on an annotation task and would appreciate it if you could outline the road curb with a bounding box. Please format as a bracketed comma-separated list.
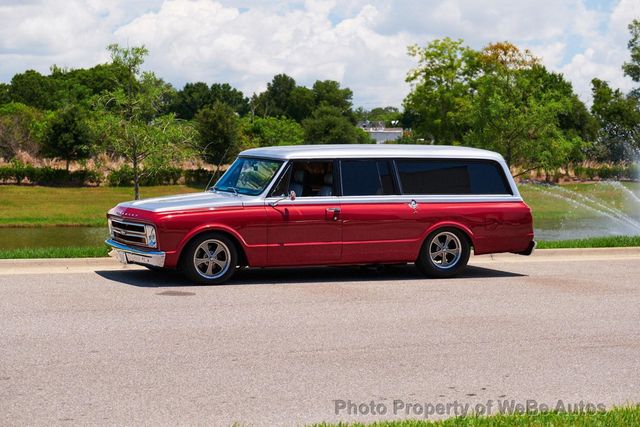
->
[0, 247, 639, 271]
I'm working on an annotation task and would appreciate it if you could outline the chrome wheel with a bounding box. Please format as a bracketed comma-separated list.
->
[193, 239, 231, 279]
[428, 231, 462, 270]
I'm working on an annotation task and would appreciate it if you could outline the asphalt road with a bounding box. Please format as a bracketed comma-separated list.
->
[1, 249, 640, 426]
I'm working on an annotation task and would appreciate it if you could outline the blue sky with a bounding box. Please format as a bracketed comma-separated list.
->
[0, 0, 638, 107]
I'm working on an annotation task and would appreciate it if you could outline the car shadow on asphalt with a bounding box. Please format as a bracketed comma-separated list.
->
[94, 264, 526, 288]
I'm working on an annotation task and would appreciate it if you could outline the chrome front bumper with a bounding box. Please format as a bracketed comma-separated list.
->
[105, 239, 166, 267]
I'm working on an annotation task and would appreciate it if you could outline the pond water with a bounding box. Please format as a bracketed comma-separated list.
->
[0, 181, 639, 250]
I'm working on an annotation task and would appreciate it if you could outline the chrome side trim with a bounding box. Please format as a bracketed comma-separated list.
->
[105, 239, 166, 267]
[260, 194, 522, 206]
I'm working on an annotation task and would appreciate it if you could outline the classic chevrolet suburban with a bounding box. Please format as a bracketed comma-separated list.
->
[106, 145, 535, 284]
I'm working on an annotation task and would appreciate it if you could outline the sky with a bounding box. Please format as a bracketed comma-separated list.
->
[0, 0, 639, 108]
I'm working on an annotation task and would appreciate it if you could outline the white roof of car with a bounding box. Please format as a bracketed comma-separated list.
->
[240, 144, 505, 161]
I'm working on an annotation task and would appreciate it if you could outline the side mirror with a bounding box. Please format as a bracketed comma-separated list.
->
[269, 190, 297, 207]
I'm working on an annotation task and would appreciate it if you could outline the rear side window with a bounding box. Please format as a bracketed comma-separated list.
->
[341, 160, 396, 196]
[396, 159, 512, 195]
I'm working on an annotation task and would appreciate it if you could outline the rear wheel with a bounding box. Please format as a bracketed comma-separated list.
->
[416, 228, 470, 278]
[181, 233, 238, 285]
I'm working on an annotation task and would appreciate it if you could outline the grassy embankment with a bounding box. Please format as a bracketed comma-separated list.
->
[314, 405, 640, 427]
[0, 185, 198, 227]
[0, 182, 639, 258]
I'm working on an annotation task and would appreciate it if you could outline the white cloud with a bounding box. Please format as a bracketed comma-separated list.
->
[560, 0, 640, 103]
[0, 0, 638, 107]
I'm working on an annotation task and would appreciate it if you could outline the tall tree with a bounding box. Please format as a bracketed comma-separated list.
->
[403, 38, 478, 144]
[287, 86, 315, 122]
[41, 105, 93, 170]
[240, 116, 304, 148]
[195, 101, 240, 165]
[9, 70, 58, 110]
[465, 44, 575, 171]
[94, 44, 195, 199]
[0, 83, 10, 104]
[0, 102, 51, 159]
[302, 106, 372, 145]
[623, 18, 640, 95]
[210, 83, 249, 115]
[590, 78, 640, 161]
[312, 80, 353, 114]
[169, 82, 211, 119]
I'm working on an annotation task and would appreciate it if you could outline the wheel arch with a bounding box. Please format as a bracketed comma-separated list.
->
[176, 226, 249, 269]
[420, 221, 475, 253]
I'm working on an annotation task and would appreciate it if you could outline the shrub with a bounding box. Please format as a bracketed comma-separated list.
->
[0, 164, 101, 186]
[184, 168, 214, 188]
[107, 165, 134, 186]
[108, 165, 185, 186]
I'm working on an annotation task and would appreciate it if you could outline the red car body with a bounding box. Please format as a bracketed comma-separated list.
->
[106, 145, 534, 284]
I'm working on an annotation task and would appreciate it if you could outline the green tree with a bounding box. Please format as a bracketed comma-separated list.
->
[95, 44, 196, 199]
[0, 83, 10, 104]
[9, 70, 58, 110]
[403, 38, 478, 144]
[0, 102, 52, 159]
[302, 106, 372, 144]
[49, 63, 135, 106]
[210, 83, 249, 115]
[623, 19, 640, 93]
[239, 116, 304, 148]
[464, 43, 574, 172]
[41, 105, 93, 170]
[312, 80, 353, 114]
[195, 101, 240, 165]
[590, 78, 640, 161]
[256, 74, 297, 118]
[171, 82, 211, 119]
[287, 86, 315, 122]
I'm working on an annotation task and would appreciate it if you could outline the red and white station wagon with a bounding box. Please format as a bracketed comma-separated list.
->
[106, 145, 535, 284]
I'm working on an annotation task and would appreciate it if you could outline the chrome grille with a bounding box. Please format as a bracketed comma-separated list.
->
[110, 218, 148, 247]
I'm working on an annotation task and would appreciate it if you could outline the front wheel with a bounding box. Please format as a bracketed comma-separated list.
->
[416, 228, 470, 278]
[181, 233, 238, 285]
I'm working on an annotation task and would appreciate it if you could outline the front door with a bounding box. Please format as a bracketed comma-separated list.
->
[265, 160, 342, 266]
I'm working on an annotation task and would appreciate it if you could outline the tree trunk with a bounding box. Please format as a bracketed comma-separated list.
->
[65, 159, 70, 171]
[133, 156, 140, 200]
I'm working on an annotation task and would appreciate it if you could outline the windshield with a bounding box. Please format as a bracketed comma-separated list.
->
[214, 157, 283, 196]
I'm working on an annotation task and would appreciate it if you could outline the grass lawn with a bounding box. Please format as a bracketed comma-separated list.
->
[0, 185, 200, 227]
[536, 235, 640, 249]
[518, 181, 640, 231]
[314, 405, 640, 426]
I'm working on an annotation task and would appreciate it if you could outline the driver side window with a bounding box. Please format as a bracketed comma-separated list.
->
[269, 160, 334, 197]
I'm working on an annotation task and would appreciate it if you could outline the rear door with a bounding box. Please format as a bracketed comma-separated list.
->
[339, 159, 420, 263]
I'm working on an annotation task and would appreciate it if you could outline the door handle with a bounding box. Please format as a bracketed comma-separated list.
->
[326, 207, 341, 221]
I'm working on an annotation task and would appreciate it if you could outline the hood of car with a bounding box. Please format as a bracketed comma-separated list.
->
[116, 191, 246, 213]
